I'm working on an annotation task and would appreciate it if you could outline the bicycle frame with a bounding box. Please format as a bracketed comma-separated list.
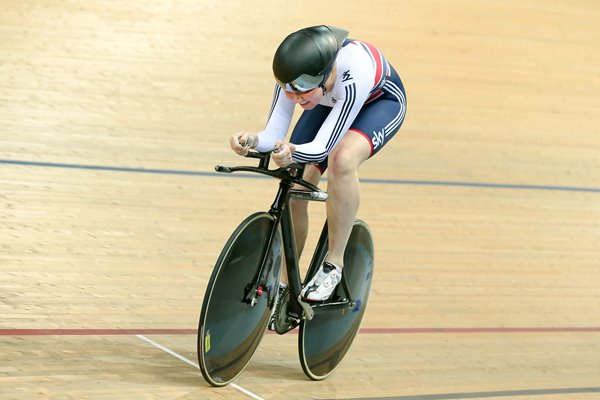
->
[215, 151, 356, 322]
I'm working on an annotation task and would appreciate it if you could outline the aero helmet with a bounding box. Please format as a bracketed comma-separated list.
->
[273, 25, 349, 93]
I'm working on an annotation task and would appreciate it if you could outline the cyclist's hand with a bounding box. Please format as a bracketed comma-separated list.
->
[230, 132, 258, 156]
[272, 141, 296, 167]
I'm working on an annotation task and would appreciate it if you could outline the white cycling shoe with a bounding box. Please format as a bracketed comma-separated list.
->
[300, 262, 342, 302]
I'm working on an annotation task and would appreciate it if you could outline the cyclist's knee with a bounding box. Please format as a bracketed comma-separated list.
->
[304, 164, 323, 185]
[329, 132, 371, 177]
[328, 147, 361, 177]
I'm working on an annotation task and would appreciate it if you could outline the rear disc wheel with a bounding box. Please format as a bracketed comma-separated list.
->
[298, 220, 374, 380]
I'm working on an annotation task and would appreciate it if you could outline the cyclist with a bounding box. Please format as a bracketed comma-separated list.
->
[229, 25, 406, 305]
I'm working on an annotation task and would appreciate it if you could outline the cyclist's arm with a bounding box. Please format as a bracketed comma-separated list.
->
[291, 43, 378, 163]
[255, 85, 295, 152]
[292, 79, 371, 164]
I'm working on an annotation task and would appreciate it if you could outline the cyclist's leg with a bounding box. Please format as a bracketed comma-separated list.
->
[324, 133, 371, 268]
[269, 167, 320, 332]
[279, 105, 330, 285]
[291, 167, 322, 256]
[303, 89, 406, 301]
[269, 107, 327, 330]
[279, 164, 322, 285]
[326, 87, 406, 269]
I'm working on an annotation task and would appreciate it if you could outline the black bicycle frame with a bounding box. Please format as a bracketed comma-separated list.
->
[217, 152, 356, 320]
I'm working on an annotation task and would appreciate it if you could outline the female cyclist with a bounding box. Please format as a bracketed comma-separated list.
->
[229, 25, 406, 306]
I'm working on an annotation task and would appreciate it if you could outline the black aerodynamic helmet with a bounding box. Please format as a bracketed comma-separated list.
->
[272, 25, 349, 93]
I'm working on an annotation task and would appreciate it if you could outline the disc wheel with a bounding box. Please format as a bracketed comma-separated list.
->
[198, 212, 282, 386]
[298, 220, 374, 380]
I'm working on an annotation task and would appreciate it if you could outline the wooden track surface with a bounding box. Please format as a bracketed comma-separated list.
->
[1, 1, 600, 399]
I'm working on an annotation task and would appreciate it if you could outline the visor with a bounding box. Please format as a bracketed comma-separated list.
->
[276, 73, 324, 93]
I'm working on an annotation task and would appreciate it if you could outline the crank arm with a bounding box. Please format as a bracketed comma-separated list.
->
[297, 296, 315, 320]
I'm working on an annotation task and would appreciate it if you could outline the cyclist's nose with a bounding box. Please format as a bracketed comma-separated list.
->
[285, 91, 306, 103]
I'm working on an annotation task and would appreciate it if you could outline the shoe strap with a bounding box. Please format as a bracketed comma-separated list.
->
[323, 261, 342, 274]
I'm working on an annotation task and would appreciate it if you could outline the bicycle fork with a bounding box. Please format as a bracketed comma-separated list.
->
[240, 179, 294, 308]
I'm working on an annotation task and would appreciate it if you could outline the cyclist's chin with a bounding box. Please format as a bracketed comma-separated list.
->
[299, 102, 316, 110]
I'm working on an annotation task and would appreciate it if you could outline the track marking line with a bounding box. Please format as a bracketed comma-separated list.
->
[136, 334, 265, 400]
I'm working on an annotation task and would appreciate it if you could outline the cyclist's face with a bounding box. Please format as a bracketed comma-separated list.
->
[284, 87, 322, 110]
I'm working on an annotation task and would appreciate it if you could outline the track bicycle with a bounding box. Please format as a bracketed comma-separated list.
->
[197, 150, 375, 386]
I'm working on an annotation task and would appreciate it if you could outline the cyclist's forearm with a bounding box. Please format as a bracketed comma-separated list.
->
[255, 84, 294, 152]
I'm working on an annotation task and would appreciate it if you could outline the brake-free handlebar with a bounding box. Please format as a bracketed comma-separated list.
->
[215, 151, 327, 199]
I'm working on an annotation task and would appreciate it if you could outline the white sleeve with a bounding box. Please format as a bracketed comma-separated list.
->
[292, 71, 372, 164]
[255, 85, 295, 152]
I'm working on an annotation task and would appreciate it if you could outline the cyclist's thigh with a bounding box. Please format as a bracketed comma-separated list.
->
[349, 94, 407, 158]
[290, 105, 331, 172]
[290, 105, 330, 144]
